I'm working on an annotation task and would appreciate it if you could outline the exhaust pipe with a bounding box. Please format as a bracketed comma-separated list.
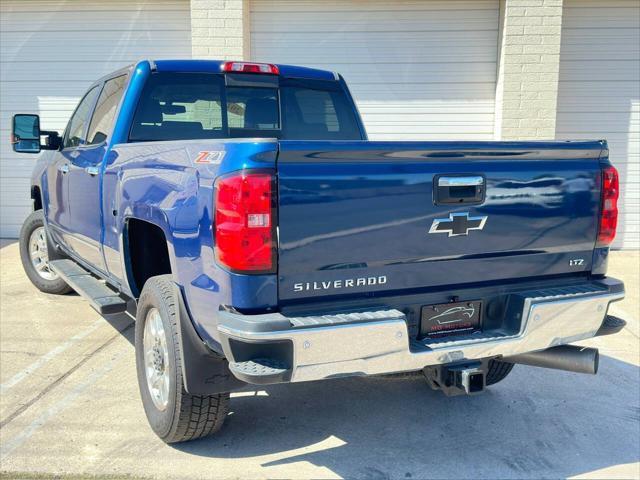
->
[504, 345, 599, 375]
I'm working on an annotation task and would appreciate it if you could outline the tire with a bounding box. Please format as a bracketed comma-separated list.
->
[485, 359, 515, 386]
[135, 275, 230, 443]
[19, 210, 71, 295]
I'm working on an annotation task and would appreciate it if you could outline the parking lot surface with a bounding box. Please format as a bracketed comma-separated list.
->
[1, 239, 638, 479]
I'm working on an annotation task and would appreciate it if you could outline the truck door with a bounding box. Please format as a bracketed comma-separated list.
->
[46, 85, 100, 251]
[66, 75, 127, 272]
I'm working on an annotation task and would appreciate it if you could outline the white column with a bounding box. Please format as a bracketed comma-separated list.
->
[494, 0, 564, 140]
[190, 0, 250, 60]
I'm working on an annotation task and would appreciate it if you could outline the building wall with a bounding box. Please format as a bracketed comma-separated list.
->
[0, 0, 636, 248]
[188, 0, 636, 248]
[494, 0, 564, 140]
[188, 0, 564, 142]
[250, 0, 500, 141]
[556, 0, 640, 249]
[191, 0, 250, 59]
[0, 0, 192, 238]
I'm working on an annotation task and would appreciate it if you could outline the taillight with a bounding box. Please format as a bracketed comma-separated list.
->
[597, 165, 619, 247]
[214, 171, 276, 273]
[221, 62, 279, 75]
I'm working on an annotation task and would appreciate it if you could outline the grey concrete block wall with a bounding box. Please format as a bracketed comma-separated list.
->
[494, 0, 564, 140]
[191, 0, 250, 60]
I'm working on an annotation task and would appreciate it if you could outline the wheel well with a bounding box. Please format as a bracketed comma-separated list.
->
[126, 219, 172, 297]
[31, 186, 42, 211]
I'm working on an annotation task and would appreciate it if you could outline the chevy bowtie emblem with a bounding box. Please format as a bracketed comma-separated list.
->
[429, 212, 488, 237]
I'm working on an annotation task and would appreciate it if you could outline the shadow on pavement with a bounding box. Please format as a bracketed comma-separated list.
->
[174, 355, 640, 479]
[102, 310, 136, 346]
[0, 239, 18, 249]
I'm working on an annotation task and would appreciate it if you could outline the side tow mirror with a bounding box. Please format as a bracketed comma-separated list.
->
[11, 114, 62, 153]
[11, 114, 41, 153]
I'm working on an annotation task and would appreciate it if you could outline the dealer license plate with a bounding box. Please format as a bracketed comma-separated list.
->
[421, 300, 482, 338]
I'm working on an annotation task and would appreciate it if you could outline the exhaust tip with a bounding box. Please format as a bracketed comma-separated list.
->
[505, 345, 599, 375]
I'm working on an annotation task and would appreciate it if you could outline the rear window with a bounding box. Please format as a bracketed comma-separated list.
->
[129, 73, 225, 142]
[280, 77, 362, 140]
[129, 72, 362, 142]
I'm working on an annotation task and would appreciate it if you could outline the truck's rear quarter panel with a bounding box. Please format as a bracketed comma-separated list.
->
[104, 139, 279, 349]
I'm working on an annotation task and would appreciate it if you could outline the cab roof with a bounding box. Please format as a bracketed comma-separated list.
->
[148, 59, 338, 81]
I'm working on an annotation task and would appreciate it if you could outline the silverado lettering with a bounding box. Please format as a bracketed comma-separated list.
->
[293, 276, 388, 292]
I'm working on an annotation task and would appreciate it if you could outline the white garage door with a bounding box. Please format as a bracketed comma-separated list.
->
[0, 0, 191, 238]
[557, 0, 640, 249]
[250, 0, 499, 141]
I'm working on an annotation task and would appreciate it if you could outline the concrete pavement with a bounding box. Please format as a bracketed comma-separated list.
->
[1, 239, 638, 479]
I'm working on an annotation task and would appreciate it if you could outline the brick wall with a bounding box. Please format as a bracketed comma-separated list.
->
[494, 0, 564, 140]
[190, 0, 249, 60]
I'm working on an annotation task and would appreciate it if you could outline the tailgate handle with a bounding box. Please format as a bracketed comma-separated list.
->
[435, 175, 485, 205]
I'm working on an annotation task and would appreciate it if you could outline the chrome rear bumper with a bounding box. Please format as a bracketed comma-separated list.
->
[217, 282, 624, 384]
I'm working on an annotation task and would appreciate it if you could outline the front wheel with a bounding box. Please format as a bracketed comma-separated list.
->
[135, 275, 230, 443]
[19, 210, 71, 295]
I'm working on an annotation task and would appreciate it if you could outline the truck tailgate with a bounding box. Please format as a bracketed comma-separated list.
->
[276, 141, 604, 302]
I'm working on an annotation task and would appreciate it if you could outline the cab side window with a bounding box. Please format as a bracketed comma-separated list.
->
[63, 86, 100, 149]
[86, 75, 127, 145]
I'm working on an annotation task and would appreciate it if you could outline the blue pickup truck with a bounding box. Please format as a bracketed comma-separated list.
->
[12, 60, 626, 443]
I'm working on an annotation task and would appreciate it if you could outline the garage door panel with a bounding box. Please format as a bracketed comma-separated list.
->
[3, 1, 188, 12]
[365, 122, 495, 134]
[555, 98, 639, 113]
[352, 83, 496, 100]
[559, 43, 639, 62]
[2, 63, 133, 82]
[1, 44, 191, 63]
[366, 132, 495, 141]
[1, 11, 190, 32]
[0, 178, 31, 206]
[557, 0, 640, 249]
[555, 117, 639, 134]
[360, 104, 495, 114]
[562, 6, 640, 29]
[252, 11, 498, 33]
[252, 37, 497, 64]
[251, 40, 498, 66]
[251, 0, 499, 142]
[0, 0, 191, 237]
[251, 0, 498, 13]
[0, 165, 40, 181]
[559, 61, 640, 82]
[293, 64, 496, 86]
[252, 30, 498, 45]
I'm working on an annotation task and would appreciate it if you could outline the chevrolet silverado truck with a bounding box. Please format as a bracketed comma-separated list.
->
[12, 59, 627, 443]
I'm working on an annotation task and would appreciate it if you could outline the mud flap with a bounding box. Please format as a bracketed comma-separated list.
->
[173, 282, 247, 395]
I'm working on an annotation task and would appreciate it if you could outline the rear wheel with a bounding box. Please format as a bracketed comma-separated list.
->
[135, 275, 230, 443]
[485, 359, 515, 386]
[19, 210, 71, 295]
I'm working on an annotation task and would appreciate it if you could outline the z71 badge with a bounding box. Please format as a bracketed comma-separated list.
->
[193, 150, 225, 164]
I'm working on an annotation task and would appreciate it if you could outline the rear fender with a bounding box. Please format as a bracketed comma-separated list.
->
[109, 139, 278, 353]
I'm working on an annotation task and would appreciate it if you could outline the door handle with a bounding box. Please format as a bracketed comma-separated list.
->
[435, 175, 485, 205]
[85, 166, 99, 176]
[58, 164, 69, 174]
[438, 176, 484, 187]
